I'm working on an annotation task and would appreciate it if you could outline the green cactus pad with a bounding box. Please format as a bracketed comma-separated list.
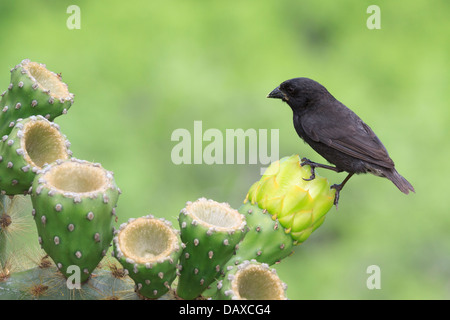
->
[0, 116, 72, 195]
[0, 59, 74, 137]
[31, 159, 120, 283]
[215, 260, 287, 300]
[113, 215, 182, 299]
[176, 198, 247, 300]
[226, 201, 295, 267]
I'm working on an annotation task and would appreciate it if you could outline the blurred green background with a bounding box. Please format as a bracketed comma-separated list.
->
[1, 0, 449, 299]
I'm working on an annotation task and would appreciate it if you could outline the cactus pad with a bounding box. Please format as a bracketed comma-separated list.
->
[0, 116, 72, 195]
[215, 260, 287, 300]
[31, 159, 120, 283]
[226, 201, 295, 267]
[176, 198, 247, 300]
[113, 215, 182, 299]
[0, 59, 74, 137]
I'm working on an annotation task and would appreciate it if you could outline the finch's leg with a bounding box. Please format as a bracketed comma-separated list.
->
[330, 173, 354, 209]
[300, 158, 342, 181]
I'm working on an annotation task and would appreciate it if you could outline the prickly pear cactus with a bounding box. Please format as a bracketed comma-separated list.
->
[228, 154, 335, 267]
[226, 201, 295, 267]
[215, 260, 287, 300]
[0, 116, 72, 195]
[30, 158, 120, 283]
[113, 215, 182, 299]
[0, 59, 317, 301]
[0, 59, 73, 137]
[176, 198, 247, 300]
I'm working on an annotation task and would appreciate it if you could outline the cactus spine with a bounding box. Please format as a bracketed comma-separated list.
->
[0, 116, 72, 195]
[0, 195, 35, 274]
[30, 159, 120, 283]
[0, 59, 73, 138]
[176, 198, 247, 300]
[215, 260, 287, 300]
[0, 196, 10, 270]
[113, 215, 182, 299]
[0, 252, 141, 300]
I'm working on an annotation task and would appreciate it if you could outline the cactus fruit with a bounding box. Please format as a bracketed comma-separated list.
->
[113, 215, 182, 299]
[0, 59, 73, 138]
[246, 154, 335, 244]
[30, 158, 120, 283]
[215, 260, 287, 300]
[226, 155, 335, 268]
[0, 116, 72, 195]
[176, 198, 247, 300]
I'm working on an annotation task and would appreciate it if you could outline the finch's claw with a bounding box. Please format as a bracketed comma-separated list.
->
[330, 184, 342, 209]
[330, 173, 354, 209]
[300, 158, 316, 181]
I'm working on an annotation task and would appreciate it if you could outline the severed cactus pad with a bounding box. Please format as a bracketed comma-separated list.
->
[0, 115, 72, 195]
[19, 61, 72, 100]
[113, 215, 182, 299]
[31, 159, 120, 283]
[215, 260, 287, 300]
[0, 59, 74, 137]
[176, 198, 247, 300]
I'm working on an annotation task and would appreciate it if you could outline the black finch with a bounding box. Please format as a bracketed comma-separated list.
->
[267, 77, 414, 206]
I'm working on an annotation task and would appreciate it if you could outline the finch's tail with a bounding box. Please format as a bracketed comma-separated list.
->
[385, 168, 415, 194]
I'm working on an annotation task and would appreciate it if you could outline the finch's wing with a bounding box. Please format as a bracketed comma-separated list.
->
[300, 104, 395, 169]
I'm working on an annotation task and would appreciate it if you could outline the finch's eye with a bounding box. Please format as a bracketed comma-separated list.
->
[284, 84, 295, 95]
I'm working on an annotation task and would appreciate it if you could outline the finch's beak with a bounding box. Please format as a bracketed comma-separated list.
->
[267, 86, 287, 101]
